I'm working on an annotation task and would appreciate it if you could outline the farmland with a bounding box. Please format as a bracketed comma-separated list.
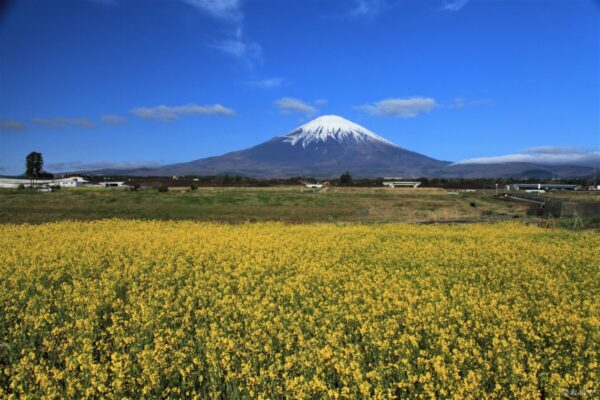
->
[0, 187, 529, 224]
[1, 220, 598, 399]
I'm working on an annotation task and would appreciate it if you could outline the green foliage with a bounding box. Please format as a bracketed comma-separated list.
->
[339, 171, 353, 186]
[37, 171, 54, 179]
[0, 221, 597, 398]
[25, 151, 44, 180]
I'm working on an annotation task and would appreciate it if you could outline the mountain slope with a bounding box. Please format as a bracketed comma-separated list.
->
[81, 115, 597, 179]
[136, 115, 450, 178]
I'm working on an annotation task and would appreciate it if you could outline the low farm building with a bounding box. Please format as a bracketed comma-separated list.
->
[0, 176, 89, 188]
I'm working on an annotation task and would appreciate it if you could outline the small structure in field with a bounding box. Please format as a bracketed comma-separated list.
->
[382, 178, 421, 189]
[305, 183, 324, 189]
[300, 181, 329, 192]
[98, 181, 128, 188]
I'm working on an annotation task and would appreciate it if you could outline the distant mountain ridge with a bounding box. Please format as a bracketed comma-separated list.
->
[79, 115, 598, 179]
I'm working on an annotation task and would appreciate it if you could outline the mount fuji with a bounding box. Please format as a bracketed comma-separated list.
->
[128, 115, 450, 178]
[87, 115, 596, 179]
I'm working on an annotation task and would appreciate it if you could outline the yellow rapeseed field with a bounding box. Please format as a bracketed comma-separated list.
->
[0, 221, 598, 399]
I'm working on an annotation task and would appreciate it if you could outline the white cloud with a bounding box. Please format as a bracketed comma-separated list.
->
[55, 117, 96, 128]
[0, 119, 27, 131]
[348, 0, 467, 19]
[275, 98, 317, 115]
[101, 114, 127, 124]
[48, 160, 161, 171]
[210, 36, 262, 67]
[181, 1, 261, 68]
[32, 118, 62, 128]
[527, 146, 583, 155]
[314, 99, 328, 106]
[445, 97, 490, 109]
[246, 77, 285, 89]
[32, 116, 96, 128]
[455, 147, 600, 166]
[182, 0, 243, 20]
[349, 0, 394, 18]
[449, 97, 467, 109]
[358, 97, 436, 118]
[442, 0, 470, 11]
[130, 103, 235, 121]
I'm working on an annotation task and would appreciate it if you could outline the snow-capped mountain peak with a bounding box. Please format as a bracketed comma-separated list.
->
[283, 115, 398, 148]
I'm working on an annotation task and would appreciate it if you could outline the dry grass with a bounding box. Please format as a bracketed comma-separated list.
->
[0, 186, 530, 224]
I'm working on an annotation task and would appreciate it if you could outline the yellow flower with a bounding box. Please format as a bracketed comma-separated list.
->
[0, 220, 597, 399]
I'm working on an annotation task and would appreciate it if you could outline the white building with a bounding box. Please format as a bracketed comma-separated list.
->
[0, 176, 89, 188]
[53, 177, 89, 187]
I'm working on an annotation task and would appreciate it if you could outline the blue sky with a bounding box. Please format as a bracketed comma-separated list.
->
[0, 0, 599, 174]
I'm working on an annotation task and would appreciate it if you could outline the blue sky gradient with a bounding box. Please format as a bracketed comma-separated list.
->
[1, 0, 599, 174]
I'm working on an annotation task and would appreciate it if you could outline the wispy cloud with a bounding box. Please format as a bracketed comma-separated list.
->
[314, 99, 328, 106]
[348, 0, 467, 19]
[357, 97, 436, 118]
[53, 116, 96, 128]
[275, 98, 317, 115]
[101, 114, 127, 124]
[182, 0, 243, 21]
[181, 1, 262, 68]
[32, 116, 96, 128]
[130, 103, 235, 121]
[95, 1, 260, 67]
[48, 160, 161, 172]
[32, 118, 62, 128]
[349, 0, 396, 19]
[0, 119, 27, 132]
[246, 77, 285, 89]
[445, 97, 490, 109]
[210, 33, 262, 67]
[441, 0, 470, 12]
[455, 147, 600, 166]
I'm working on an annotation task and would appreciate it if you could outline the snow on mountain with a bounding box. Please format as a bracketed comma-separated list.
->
[90, 115, 452, 177]
[283, 115, 398, 148]
[83, 114, 597, 179]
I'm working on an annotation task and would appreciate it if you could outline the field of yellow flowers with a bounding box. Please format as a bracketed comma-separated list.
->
[0, 220, 598, 399]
